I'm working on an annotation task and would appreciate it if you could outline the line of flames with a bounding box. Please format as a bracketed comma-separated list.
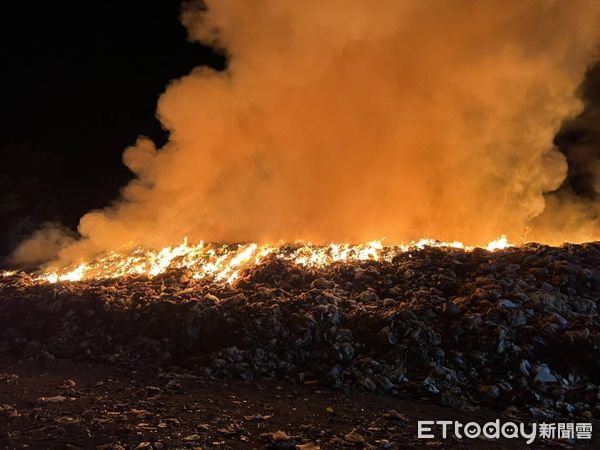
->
[1, 236, 510, 285]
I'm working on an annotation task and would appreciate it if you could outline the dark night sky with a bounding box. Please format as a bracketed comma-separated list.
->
[0, 0, 224, 254]
[0, 1, 599, 256]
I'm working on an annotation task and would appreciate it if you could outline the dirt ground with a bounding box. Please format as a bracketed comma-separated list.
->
[0, 357, 597, 449]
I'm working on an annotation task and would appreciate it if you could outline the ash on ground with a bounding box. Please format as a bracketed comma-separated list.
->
[1, 243, 600, 438]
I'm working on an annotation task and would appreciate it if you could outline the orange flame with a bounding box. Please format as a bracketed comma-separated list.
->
[17, 236, 512, 285]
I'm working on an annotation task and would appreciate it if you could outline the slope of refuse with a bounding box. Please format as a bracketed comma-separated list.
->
[1, 242, 600, 420]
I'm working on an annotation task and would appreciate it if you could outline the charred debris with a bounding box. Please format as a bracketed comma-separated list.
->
[1, 242, 600, 420]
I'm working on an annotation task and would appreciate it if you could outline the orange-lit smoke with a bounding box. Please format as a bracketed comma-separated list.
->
[13, 0, 600, 264]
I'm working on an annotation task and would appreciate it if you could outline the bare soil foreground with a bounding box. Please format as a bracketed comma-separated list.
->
[1, 357, 596, 449]
[1, 243, 600, 448]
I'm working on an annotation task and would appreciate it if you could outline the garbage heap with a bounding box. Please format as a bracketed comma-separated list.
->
[1, 242, 599, 419]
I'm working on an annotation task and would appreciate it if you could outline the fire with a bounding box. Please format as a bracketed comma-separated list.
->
[485, 235, 510, 252]
[6, 236, 511, 285]
[0, 270, 17, 278]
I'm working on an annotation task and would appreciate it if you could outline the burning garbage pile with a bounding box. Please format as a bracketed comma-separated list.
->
[2, 241, 600, 420]
[31, 237, 509, 284]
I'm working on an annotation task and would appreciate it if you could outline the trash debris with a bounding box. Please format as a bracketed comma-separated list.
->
[1, 242, 600, 419]
[344, 430, 366, 444]
[263, 430, 297, 449]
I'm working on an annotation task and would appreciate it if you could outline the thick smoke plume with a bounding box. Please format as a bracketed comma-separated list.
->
[14, 0, 600, 264]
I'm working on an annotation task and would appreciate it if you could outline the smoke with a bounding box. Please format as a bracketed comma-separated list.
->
[11, 223, 75, 265]
[15, 0, 600, 263]
[531, 59, 600, 243]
